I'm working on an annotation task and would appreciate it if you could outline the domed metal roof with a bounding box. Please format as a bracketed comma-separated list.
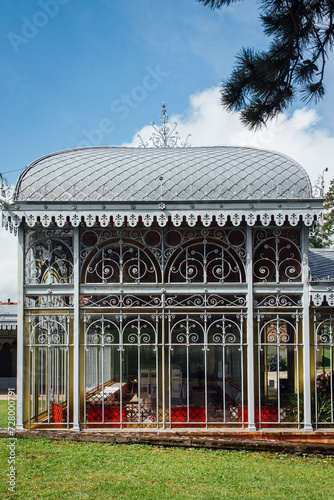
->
[14, 146, 313, 203]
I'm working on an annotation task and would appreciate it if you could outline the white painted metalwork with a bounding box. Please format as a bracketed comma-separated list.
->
[27, 313, 71, 428]
[253, 228, 302, 283]
[10, 145, 333, 433]
[312, 313, 334, 428]
[311, 292, 334, 307]
[73, 226, 80, 431]
[16, 225, 25, 430]
[256, 312, 302, 428]
[138, 102, 191, 149]
[2, 209, 320, 233]
[302, 226, 313, 431]
[246, 225, 256, 431]
[25, 229, 74, 285]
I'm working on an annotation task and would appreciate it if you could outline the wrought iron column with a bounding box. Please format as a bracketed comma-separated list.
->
[16, 224, 25, 429]
[246, 225, 256, 430]
[73, 226, 80, 431]
[302, 224, 313, 431]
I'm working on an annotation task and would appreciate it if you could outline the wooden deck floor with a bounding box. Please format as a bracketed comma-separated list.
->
[1, 428, 334, 455]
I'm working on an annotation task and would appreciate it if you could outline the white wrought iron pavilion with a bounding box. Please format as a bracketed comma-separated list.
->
[2, 144, 334, 431]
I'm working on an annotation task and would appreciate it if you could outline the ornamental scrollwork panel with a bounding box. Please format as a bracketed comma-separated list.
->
[253, 294, 302, 308]
[83, 313, 158, 346]
[168, 313, 245, 346]
[81, 294, 162, 308]
[166, 240, 245, 284]
[163, 228, 246, 269]
[79, 293, 246, 309]
[83, 241, 160, 284]
[122, 316, 158, 345]
[169, 315, 205, 345]
[84, 316, 120, 346]
[79, 227, 246, 285]
[256, 313, 300, 347]
[165, 294, 246, 308]
[25, 295, 74, 309]
[25, 230, 74, 285]
[29, 314, 70, 348]
[207, 315, 243, 345]
[313, 314, 334, 346]
[253, 228, 302, 282]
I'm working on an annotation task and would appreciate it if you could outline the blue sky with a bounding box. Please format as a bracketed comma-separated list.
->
[1, 0, 334, 299]
[1, 0, 333, 185]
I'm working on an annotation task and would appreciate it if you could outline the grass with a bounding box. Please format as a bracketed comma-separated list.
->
[0, 437, 333, 499]
[0, 400, 11, 428]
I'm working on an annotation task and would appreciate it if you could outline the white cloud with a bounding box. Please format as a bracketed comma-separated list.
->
[0, 224, 18, 302]
[2, 87, 333, 301]
[129, 87, 334, 188]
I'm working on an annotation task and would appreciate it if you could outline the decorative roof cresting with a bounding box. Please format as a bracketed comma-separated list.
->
[138, 102, 191, 149]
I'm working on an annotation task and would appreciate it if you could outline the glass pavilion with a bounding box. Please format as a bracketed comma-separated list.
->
[3, 145, 334, 431]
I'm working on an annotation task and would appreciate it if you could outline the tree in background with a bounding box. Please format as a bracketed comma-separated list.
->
[309, 179, 334, 248]
[197, 1, 334, 129]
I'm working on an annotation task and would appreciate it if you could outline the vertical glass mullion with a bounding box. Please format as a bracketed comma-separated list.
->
[162, 293, 165, 428]
[313, 313, 318, 429]
[296, 335, 300, 428]
[277, 340, 280, 424]
[83, 313, 87, 429]
[204, 310, 208, 428]
[330, 321, 333, 423]
[257, 314, 261, 429]
[138, 316, 141, 423]
[102, 329, 105, 426]
[155, 311, 159, 429]
[222, 343, 226, 423]
[29, 347, 32, 429]
[168, 310, 172, 427]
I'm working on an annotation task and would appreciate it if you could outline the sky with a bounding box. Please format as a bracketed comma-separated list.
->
[1, 0, 334, 301]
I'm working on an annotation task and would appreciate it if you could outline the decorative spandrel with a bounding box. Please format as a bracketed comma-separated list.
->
[253, 228, 302, 283]
[167, 241, 244, 284]
[207, 315, 243, 345]
[313, 314, 334, 346]
[257, 314, 300, 346]
[253, 294, 302, 308]
[170, 315, 204, 345]
[83, 242, 159, 284]
[80, 227, 246, 285]
[85, 316, 120, 346]
[29, 315, 70, 347]
[25, 230, 74, 285]
[83, 312, 158, 346]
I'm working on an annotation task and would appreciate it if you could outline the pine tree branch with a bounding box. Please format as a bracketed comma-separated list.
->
[198, 0, 334, 128]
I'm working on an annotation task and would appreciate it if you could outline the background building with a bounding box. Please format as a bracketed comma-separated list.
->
[0, 300, 17, 392]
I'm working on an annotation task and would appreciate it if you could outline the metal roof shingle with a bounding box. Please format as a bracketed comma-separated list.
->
[14, 146, 313, 203]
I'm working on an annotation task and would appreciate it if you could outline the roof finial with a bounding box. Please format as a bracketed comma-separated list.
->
[0, 173, 13, 208]
[138, 102, 191, 148]
[313, 167, 329, 198]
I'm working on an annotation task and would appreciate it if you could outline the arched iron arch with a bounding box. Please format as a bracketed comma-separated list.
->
[81, 237, 162, 284]
[165, 237, 246, 284]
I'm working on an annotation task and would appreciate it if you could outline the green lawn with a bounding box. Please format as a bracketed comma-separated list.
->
[0, 400, 11, 428]
[0, 437, 333, 500]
